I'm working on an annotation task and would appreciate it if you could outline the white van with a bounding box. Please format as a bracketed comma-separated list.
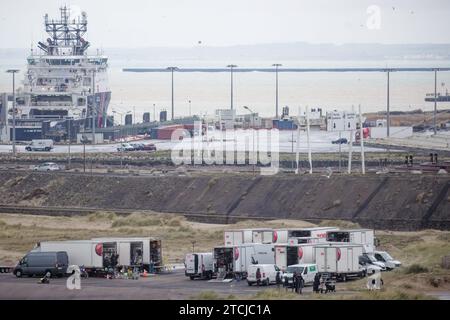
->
[247, 264, 282, 286]
[185, 253, 214, 280]
[25, 139, 54, 152]
[283, 263, 318, 287]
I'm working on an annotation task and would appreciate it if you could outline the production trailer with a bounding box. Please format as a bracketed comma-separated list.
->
[224, 228, 274, 246]
[287, 237, 321, 245]
[275, 243, 320, 271]
[274, 227, 339, 244]
[314, 243, 365, 281]
[91, 237, 163, 272]
[326, 229, 376, 253]
[34, 240, 113, 274]
[213, 243, 275, 278]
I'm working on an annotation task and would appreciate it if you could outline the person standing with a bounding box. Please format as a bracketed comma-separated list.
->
[256, 268, 262, 286]
[292, 271, 298, 293]
[297, 273, 304, 294]
[313, 273, 321, 293]
[276, 271, 282, 290]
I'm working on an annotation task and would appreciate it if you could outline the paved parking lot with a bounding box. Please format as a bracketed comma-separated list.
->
[0, 271, 312, 300]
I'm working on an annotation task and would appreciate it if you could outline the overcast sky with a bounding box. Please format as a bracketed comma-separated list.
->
[1, 0, 450, 48]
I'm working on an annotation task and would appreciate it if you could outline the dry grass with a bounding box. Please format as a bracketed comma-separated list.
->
[0, 214, 449, 299]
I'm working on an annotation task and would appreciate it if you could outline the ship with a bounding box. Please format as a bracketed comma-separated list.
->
[1, 6, 111, 141]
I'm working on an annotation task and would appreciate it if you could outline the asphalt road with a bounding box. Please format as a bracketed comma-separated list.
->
[0, 271, 312, 300]
[0, 130, 384, 154]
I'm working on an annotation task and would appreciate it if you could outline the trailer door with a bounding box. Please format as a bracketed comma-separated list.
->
[316, 247, 326, 272]
[275, 246, 287, 271]
[252, 231, 262, 244]
[118, 242, 131, 266]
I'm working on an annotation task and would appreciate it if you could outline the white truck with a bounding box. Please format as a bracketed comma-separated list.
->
[224, 228, 274, 246]
[314, 243, 365, 281]
[213, 243, 275, 278]
[33, 240, 112, 275]
[185, 253, 214, 280]
[287, 237, 321, 245]
[275, 243, 320, 271]
[274, 227, 339, 244]
[326, 229, 376, 253]
[91, 237, 163, 272]
[34, 237, 163, 274]
[25, 139, 54, 152]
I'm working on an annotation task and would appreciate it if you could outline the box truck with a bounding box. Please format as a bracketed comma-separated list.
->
[185, 253, 214, 280]
[326, 229, 375, 253]
[224, 228, 274, 246]
[314, 243, 365, 281]
[287, 237, 321, 245]
[274, 227, 338, 244]
[213, 243, 275, 278]
[34, 240, 111, 274]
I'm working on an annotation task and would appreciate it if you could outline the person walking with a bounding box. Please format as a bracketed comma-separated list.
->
[297, 273, 304, 294]
[292, 271, 298, 293]
[313, 273, 321, 293]
[275, 271, 282, 290]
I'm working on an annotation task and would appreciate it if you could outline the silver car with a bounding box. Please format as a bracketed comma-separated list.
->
[33, 162, 61, 172]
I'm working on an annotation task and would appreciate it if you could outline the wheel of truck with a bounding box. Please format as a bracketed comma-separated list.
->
[247, 281, 253, 286]
[189, 275, 195, 280]
[15, 269, 23, 278]
[45, 270, 52, 278]
[207, 272, 212, 280]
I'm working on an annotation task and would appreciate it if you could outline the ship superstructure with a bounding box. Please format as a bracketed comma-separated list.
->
[3, 6, 111, 141]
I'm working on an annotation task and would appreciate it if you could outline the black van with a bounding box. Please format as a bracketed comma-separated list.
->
[14, 251, 68, 278]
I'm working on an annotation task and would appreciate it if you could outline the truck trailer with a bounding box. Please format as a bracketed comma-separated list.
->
[274, 227, 339, 244]
[213, 243, 275, 278]
[224, 228, 274, 246]
[185, 252, 214, 280]
[326, 229, 376, 253]
[314, 243, 365, 281]
[91, 237, 162, 272]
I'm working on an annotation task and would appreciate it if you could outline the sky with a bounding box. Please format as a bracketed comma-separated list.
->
[0, 0, 450, 48]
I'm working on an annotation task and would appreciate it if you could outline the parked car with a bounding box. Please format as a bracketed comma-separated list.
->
[373, 251, 401, 270]
[13, 251, 68, 278]
[185, 253, 214, 280]
[25, 139, 54, 152]
[363, 253, 387, 271]
[332, 138, 348, 144]
[282, 263, 318, 287]
[117, 143, 135, 152]
[130, 143, 145, 151]
[142, 143, 157, 151]
[359, 255, 384, 274]
[33, 162, 61, 171]
[247, 264, 282, 286]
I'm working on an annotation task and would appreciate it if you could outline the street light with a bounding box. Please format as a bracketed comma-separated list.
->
[227, 65, 238, 110]
[167, 67, 178, 120]
[188, 100, 192, 117]
[6, 69, 19, 157]
[243, 106, 256, 175]
[272, 64, 282, 118]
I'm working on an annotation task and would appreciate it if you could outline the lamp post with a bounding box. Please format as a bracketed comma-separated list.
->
[91, 69, 97, 144]
[189, 100, 192, 117]
[272, 64, 282, 118]
[6, 69, 19, 157]
[227, 65, 238, 110]
[167, 67, 178, 120]
[244, 106, 256, 175]
[434, 69, 438, 135]
[153, 103, 156, 122]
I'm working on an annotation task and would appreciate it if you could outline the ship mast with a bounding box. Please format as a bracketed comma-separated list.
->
[38, 6, 90, 56]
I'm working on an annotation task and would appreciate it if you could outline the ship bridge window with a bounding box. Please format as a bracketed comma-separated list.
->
[78, 98, 86, 106]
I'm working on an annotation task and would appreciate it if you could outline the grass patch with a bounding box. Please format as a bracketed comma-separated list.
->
[191, 291, 222, 300]
[403, 264, 429, 274]
[318, 219, 360, 229]
[87, 211, 117, 222]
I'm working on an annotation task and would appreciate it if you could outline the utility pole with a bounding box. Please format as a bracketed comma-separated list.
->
[6, 69, 19, 157]
[386, 69, 390, 137]
[273, 64, 282, 118]
[153, 104, 156, 122]
[167, 67, 178, 120]
[189, 100, 192, 117]
[227, 65, 238, 110]
[68, 118, 71, 170]
[359, 104, 365, 175]
[434, 69, 438, 135]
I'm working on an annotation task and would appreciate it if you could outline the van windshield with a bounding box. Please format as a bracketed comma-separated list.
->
[286, 266, 304, 274]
